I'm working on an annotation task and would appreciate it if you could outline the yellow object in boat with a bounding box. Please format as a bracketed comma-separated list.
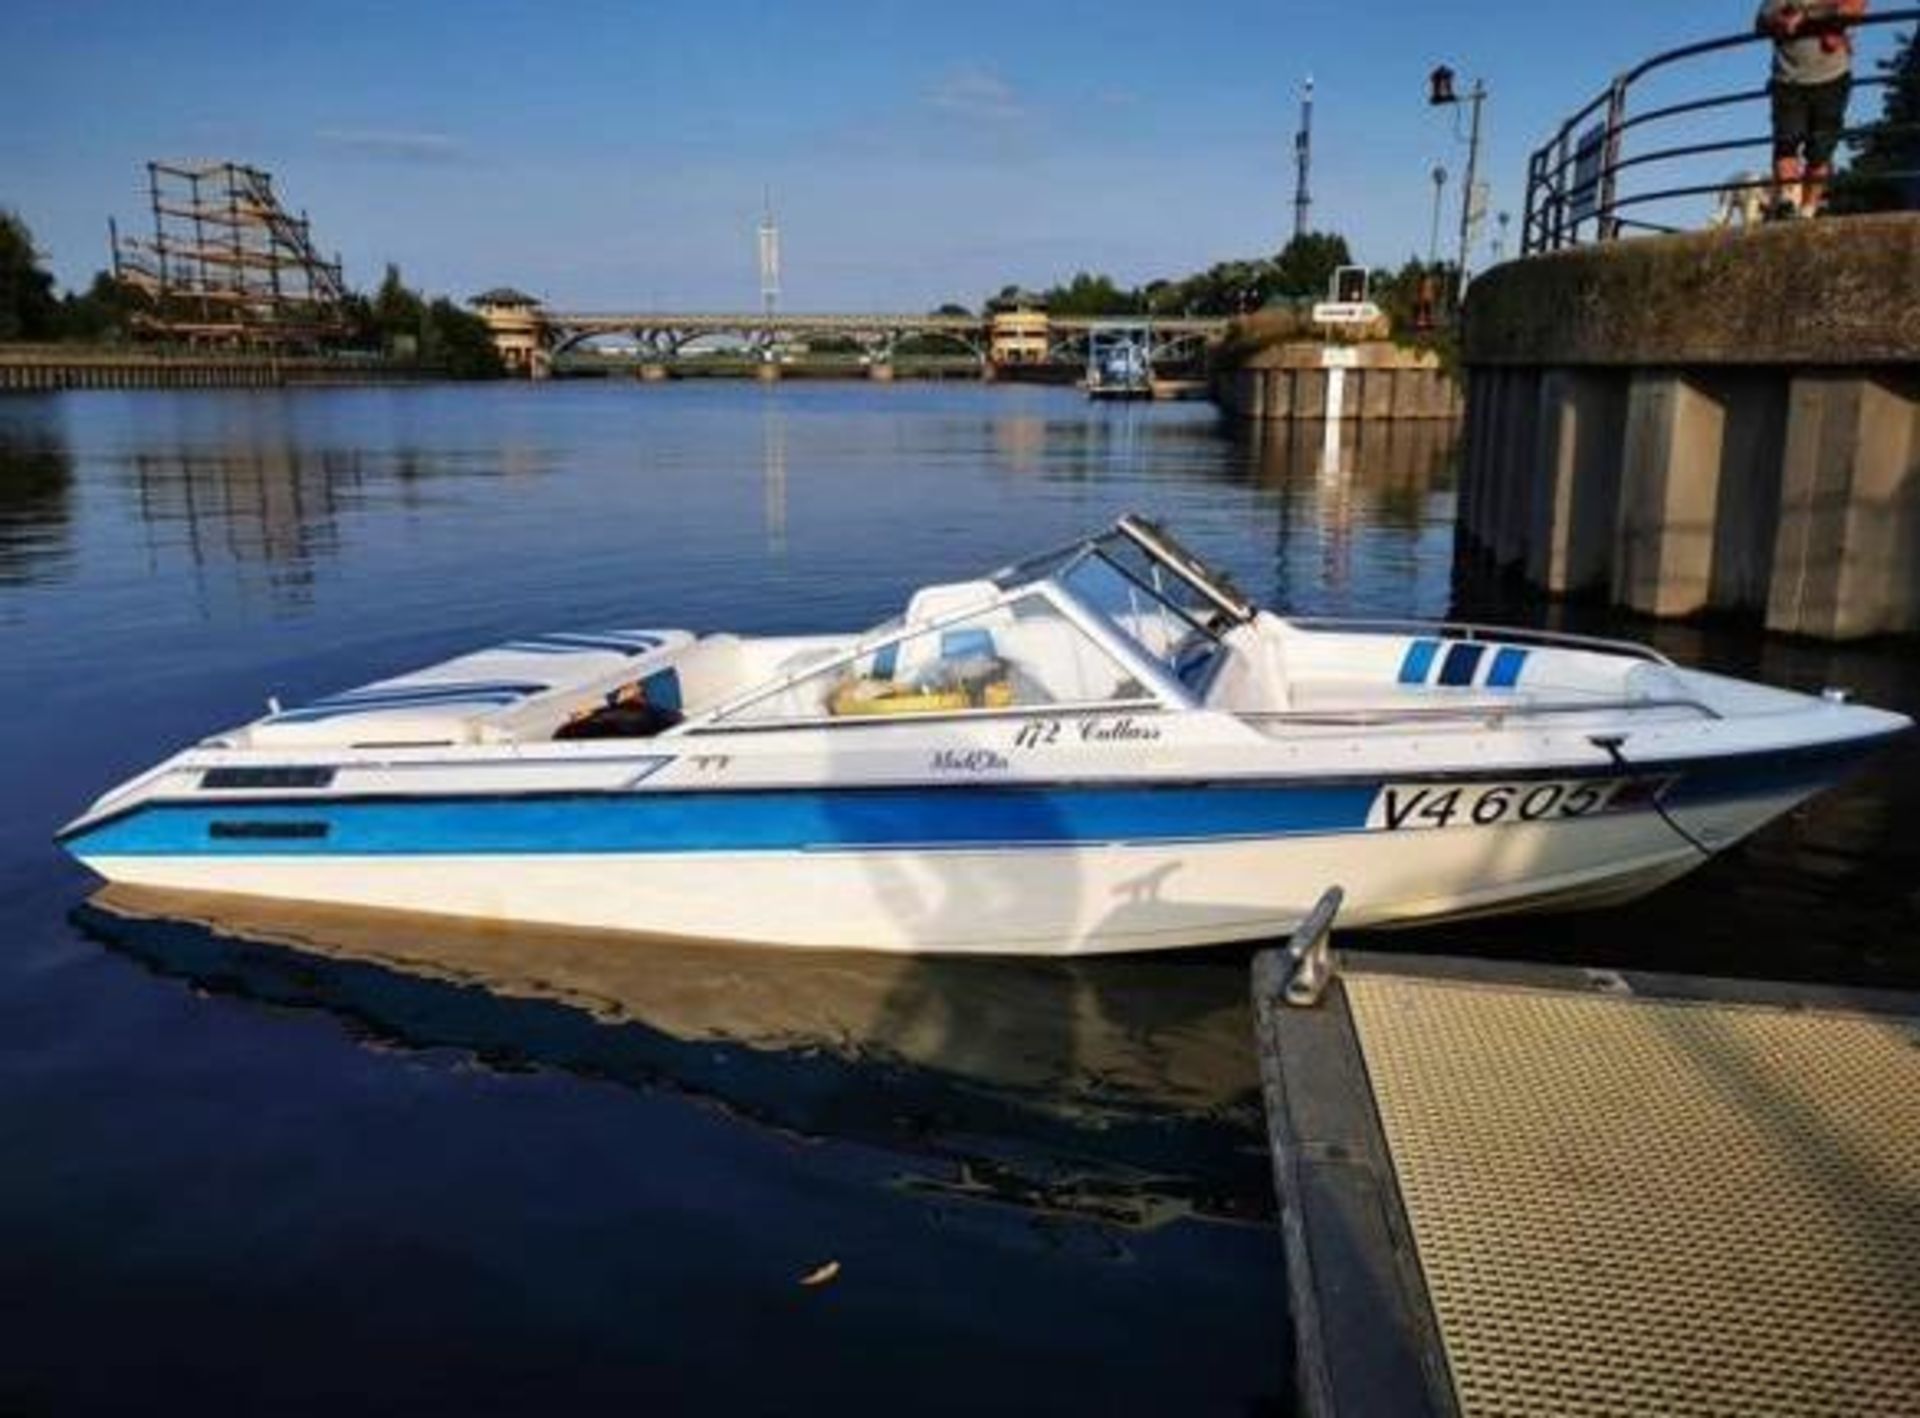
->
[827, 673, 1015, 717]
[829, 680, 974, 717]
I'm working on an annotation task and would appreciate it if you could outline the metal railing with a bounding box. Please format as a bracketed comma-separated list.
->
[1284, 616, 1677, 665]
[1240, 697, 1725, 731]
[1524, 10, 1920, 253]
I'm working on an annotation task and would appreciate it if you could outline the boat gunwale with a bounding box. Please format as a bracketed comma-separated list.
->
[1238, 695, 1726, 728]
[55, 725, 1911, 847]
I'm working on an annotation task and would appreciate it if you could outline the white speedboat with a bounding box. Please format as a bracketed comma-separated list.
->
[58, 516, 1909, 956]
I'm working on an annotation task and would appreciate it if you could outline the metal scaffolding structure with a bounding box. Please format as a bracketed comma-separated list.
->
[110, 161, 349, 347]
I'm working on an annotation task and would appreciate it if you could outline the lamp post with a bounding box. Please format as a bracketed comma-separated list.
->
[1429, 67, 1488, 304]
[1428, 164, 1448, 266]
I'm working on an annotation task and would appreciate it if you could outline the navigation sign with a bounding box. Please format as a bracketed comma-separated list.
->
[1311, 302, 1382, 326]
[1570, 124, 1607, 223]
[1314, 266, 1380, 326]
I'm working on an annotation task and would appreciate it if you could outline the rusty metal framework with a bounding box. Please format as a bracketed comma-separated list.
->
[111, 161, 349, 346]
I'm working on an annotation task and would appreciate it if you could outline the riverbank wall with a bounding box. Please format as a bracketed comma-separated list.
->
[0, 345, 439, 392]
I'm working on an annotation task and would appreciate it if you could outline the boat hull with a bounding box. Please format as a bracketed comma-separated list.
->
[68, 780, 1812, 955]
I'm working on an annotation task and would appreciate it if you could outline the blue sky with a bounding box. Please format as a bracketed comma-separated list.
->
[2, 2, 1909, 310]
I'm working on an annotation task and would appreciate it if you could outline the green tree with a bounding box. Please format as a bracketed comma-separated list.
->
[979, 227, 1359, 319]
[371, 263, 427, 349]
[1271, 231, 1354, 300]
[1041, 271, 1144, 316]
[1153, 259, 1281, 316]
[57, 270, 144, 341]
[336, 291, 381, 350]
[1834, 26, 1920, 212]
[348, 266, 500, 375]
[423, 298, 504, 379]
[0, 210, 61, 341]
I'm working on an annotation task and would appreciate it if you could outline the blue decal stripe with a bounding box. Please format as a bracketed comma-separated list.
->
[533, 632, 662, 655]
[1438, 643, 1486, 687]
[551, 632, 660, 648]
[502, 641, 600, 655]
[496, 632, 664, 657]
[269, 695, 533, 724]
[275, 686, 545, 721]
[1661, 736, 1897, 809]
[69, 783, 1381, 858]
[1487, 647, 1528, 689]
[1398, 639, 1440, 685]
[319, 680, 549, 706]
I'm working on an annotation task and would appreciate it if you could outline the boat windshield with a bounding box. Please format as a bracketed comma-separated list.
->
[994, 518, 1255, 688]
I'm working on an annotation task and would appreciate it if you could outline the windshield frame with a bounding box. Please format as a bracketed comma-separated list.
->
[1111, 515, 1256, 624]
[988, 516, 1256, 626]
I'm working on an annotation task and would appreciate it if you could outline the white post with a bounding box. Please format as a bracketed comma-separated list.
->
[1320, 349, 1351, 474]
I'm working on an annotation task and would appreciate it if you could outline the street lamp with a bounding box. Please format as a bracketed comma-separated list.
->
[1428, 164, 1448, 266]
[1429, 66, 1488, 301]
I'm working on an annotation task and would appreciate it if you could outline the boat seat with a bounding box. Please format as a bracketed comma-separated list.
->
[1203, 621, 1292, 714]
[903, 581, 1000, 626]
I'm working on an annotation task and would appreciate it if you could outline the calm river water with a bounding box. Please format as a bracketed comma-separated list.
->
[2, 382, 1915, 1416]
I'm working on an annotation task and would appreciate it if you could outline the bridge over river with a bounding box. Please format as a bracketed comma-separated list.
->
[469, 291, 1228, 377]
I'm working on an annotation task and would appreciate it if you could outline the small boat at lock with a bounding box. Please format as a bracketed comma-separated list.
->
[58, 515, 1910, 955]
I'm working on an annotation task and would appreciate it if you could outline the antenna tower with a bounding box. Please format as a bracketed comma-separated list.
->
[1293, 76, 1315, 242]
[757, 192, 780, 318]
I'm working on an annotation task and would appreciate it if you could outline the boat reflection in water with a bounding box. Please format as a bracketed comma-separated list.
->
[76, 884, 1273, 1232]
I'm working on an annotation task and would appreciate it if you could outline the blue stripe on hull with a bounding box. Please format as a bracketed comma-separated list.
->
[1661, 738, 1877, 809]
[64, 732, 1899, 861]
[71, 782, 1380, 858]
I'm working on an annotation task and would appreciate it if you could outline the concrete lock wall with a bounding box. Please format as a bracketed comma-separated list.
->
[1215, 342, 1460, 425]
[1462, 215, 1920, 640]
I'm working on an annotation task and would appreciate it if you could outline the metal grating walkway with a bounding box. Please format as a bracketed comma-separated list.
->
[1346, 975, 1920, 1418]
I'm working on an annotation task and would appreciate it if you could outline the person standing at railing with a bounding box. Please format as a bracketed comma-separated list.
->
[1756, 0, 1869, 217]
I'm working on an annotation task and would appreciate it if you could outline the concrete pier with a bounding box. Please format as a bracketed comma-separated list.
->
[1463, 215, 1920, 639]
[1216, 341, 1460, 425]
[1253, 950, 1920, 1418]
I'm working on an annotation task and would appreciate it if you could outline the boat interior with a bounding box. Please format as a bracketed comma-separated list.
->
[214, 518, 1794, 755]
[222, 613, 1742, 755]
